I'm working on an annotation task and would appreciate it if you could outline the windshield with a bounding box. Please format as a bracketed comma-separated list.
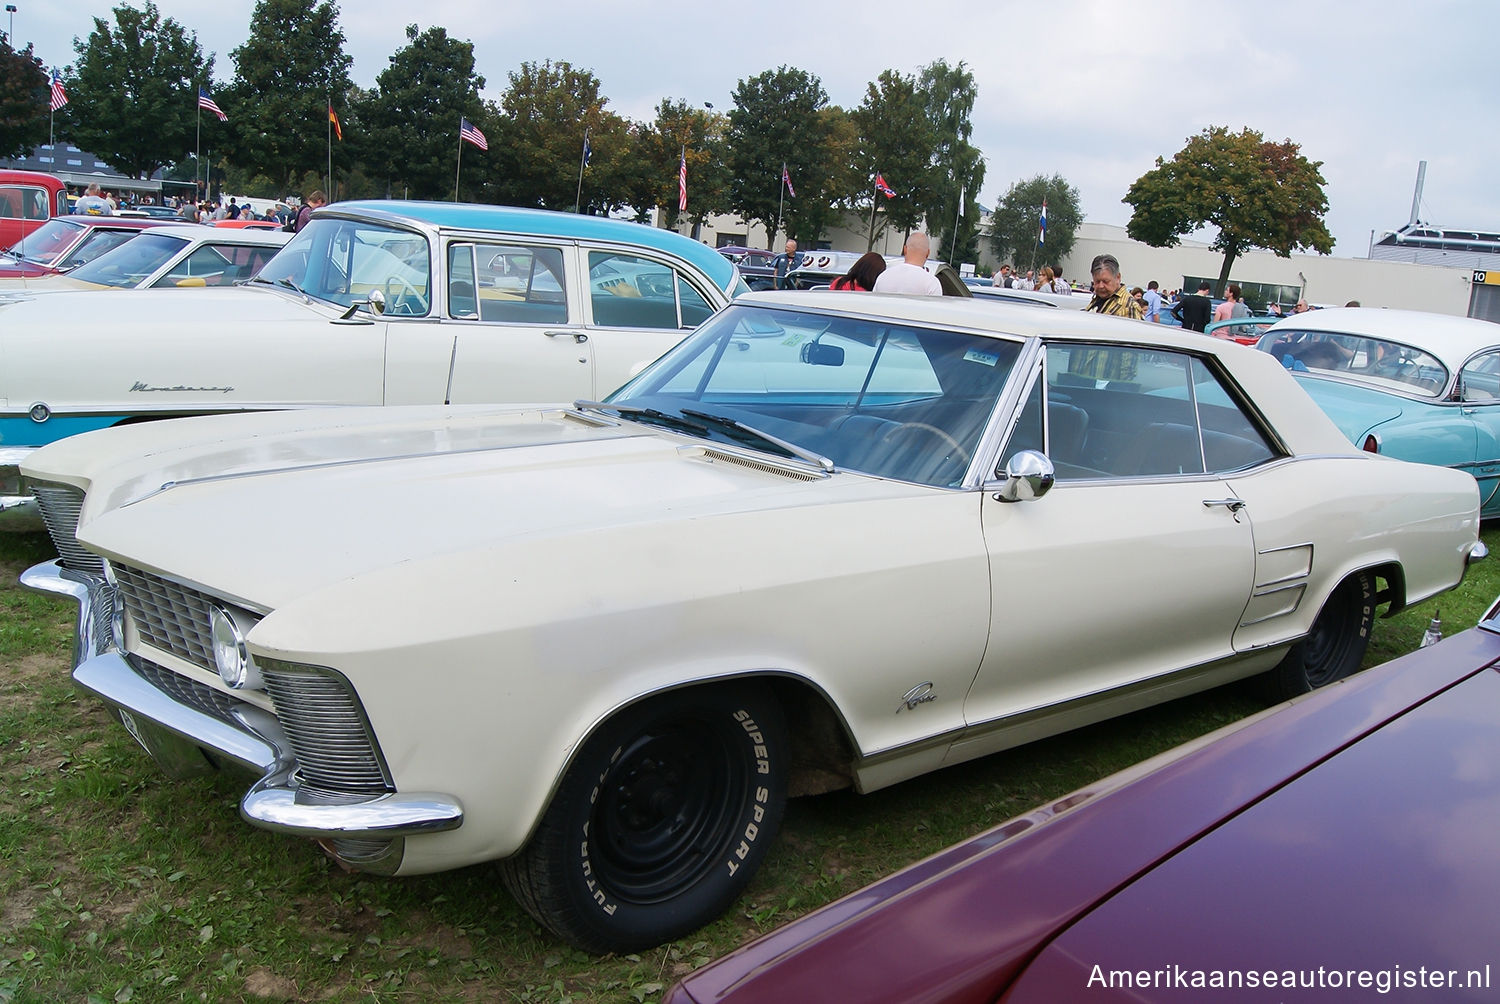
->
[254, 217, 431, 315]
[608, 303, 1022, 487]
[1257, 327, 1449, 397]
[4, 217, 85, 264]
[67, 232, 189, 288]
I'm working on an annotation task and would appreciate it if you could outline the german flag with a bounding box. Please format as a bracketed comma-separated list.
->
[328, 105, 342, 141]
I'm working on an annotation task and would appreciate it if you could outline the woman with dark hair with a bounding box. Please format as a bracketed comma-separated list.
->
[830, 252, 886, 291]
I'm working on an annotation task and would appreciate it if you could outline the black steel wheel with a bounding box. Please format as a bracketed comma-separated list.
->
[499, 682, 787, 953]
[1265, 571, 1374, 700]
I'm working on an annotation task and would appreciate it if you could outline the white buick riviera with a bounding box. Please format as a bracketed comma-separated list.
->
[22, 292, 1486, 952]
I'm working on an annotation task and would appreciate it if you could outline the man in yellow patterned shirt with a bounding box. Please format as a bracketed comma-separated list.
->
[1085, 253, 1144, 320]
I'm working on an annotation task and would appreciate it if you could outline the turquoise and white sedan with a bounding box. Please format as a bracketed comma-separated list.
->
[1256, 307, 1500, 517]
[0, 201, 744, 520]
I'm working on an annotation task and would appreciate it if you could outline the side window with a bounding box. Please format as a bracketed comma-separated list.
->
[453, 242, 568, 324]
[153, 245, 237, 286]
[1025, 344, 1273, 481]
[589, 250, 706, 330]
[1459, 350, 1500, 403]
[0, 186, 47, 221]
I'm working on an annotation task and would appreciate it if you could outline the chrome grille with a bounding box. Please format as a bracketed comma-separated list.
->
[32, 483, 102, 573]
[112, 563, 214, 670]
[698, 448, 822, 481]
[260, 659, 391, 796]
[133, 655, 239, 725]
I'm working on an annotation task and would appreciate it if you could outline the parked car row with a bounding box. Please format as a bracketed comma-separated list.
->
[21, 287, 1485, 954]
[8, 197, 1498, 965]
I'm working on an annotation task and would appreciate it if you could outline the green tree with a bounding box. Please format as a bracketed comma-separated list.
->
[364, 24, 483, 200]
[988, 173, 1082, 271]
[64, 1, 213, 179]
[644, 99, 729, 232]
[484, 59, 626, 212]
[850, 69, 934, 249]
[0, 42, 48, 160]
[917, 59, 984, 261]
[224, 0, 353, 193]
[1124, 125, 1333, 294]
[725, 66, 832, 249]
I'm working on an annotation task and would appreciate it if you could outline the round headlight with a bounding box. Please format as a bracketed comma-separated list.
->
[210, 605, 262, 689]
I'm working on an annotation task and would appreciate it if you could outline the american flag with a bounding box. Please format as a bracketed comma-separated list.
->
[781, 164, 794, 198]
[460, 118, 488, 150]
[198, 88, 227, 122]
[874, 173, 896, 199]
[49, 69, 68, 111]
[677, 149, 687, 213]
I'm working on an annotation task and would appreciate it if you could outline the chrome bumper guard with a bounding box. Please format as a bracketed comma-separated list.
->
[26, 560, 464, 856]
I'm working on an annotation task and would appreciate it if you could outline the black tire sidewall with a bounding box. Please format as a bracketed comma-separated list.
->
[549, 682, 787, 952]
[1272, 572, 1374, 698]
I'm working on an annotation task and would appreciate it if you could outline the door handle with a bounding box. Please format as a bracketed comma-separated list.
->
[1203, 498, 1247, 521]
[545, 330, 588, 344]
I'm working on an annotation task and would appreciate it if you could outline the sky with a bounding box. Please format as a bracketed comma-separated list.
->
[17, 0, 1498, 257]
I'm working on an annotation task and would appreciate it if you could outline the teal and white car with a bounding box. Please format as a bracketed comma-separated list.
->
[0, 201, 744, 521]
[1256, 307, 1500, 517]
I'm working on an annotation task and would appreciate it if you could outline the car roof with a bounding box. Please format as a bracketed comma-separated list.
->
[143, 224, 291, 246]
[323, 200, 739, 293]
[1267, 306, 1500, 364]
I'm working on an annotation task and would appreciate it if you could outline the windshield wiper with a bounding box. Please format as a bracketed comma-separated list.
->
[680, 407, 833, 472]
[573, 400, 710, 436]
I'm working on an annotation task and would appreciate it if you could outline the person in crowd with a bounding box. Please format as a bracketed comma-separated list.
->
[873, 233, 942, 295]
[226, 197, 241, 220]
[1034, 266, 1061, 293]
[1015, 269, 1036, 291]
[772, 238, 801, 290]
[1084, 254, 1144, 319]
[830, 251, 886, 291]
[295, 190, 327, 232]
[1293, 299, 1311, 313]
[997, 264, 1015, 288]
[1052, 266, 1070, 294]
[1345, 300, 1361, 307]
[73, 183, 112, 215]
[1214, 283, 1250, 322]
[1267, 302, 1285, 317]
[1172, 281, 1213, 331]
[1142, 280, 1163, 322]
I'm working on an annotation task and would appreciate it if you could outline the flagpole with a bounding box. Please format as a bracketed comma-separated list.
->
[326, 92, 333, 202]
[867, 182, 878, 252]
[195, 106, 201, 202]
[573, 128, 589, 214]
[950, 184, 963, 264]
[774, 162, 786, 249]
[454, 130, 463, 203]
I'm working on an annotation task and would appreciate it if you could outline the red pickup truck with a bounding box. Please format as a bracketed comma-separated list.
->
[0, 170, 68, 250]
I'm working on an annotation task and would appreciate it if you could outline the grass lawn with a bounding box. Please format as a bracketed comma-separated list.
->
[2, 527, 1495, 1002]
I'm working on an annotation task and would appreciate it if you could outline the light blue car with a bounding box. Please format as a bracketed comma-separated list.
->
[1255, 307, 1500, 516]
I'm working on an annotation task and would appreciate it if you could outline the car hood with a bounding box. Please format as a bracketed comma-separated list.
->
[0, 275, 103, 299]
[0, 261, 59, 278]
[0, 281, 327, 327]
[1291, 373, 1407, 439]
[55, 405, 892, 612]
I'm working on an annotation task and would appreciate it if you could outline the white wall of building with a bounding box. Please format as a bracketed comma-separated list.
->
[1057, 224, 1475, 316]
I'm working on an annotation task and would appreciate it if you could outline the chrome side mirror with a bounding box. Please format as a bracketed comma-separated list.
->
[993, 449, 1055, 503]
[366, 288, 386, 315]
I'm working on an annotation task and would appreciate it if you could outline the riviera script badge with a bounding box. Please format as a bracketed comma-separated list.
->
[130, 381, 235, 394]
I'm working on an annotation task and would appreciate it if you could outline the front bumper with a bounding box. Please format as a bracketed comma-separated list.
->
[24, 559, 465, 866]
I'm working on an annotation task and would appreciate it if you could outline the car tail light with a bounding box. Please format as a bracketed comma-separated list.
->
[1361, 435, 1380, 454]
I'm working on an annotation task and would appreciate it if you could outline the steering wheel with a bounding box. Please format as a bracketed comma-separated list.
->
[881, 421, 971, 470]
[383, 274, 426, 315]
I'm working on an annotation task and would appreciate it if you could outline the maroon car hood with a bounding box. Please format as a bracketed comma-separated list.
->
[1005, 658, 1500, 1001]
[667, 629, 1500, 1004]
[0, 261, 58, 278]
